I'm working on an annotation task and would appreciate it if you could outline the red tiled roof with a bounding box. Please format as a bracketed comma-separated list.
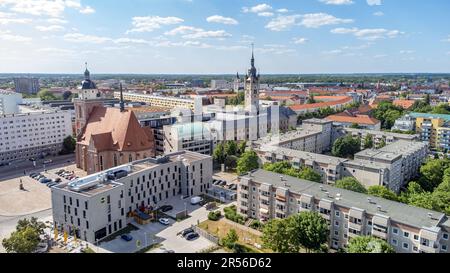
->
[326, 114, 380, 125]
[289, 96, 353, 111]
[78, 106, 155, 152]
[393, 99, 415, 110]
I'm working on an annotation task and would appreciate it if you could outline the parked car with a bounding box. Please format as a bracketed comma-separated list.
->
[190, 196, 203, 205]
[29, 173, 38, 178]
[43, 159, 53, 164]
[185, 232, 199, 241]
[219, 181, 227, 186]
[229, 184, 237, 191]
[159, 218, 170, 225]
[47, 182, 58, 188]
[159, 205, 173, 212]
[39, 178, 52, 184]
[181, 228, 194, 237]
[121, 234, 133, 242]
[34, 175, 44, 180]
[53, 178, 61, 183]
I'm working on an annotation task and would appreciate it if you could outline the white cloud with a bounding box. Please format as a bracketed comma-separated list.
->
[331, 27, 403, 40]
[400, 50, 415, 54]
[79, 6, 95, 14]
[47, 18, 68, 24]
[165, 25, 231, 39]
[35, 25, 65, 32]
[266, 13, 353, 31]
[114, 38, 152, 45]
[258, 12, 274, 17]
[127, 16, 184, 33]
[367, 0, 382, 6]
[277, 9, 289, 13]
[242, 4, 272, 14]
[373, 54, 387, 58]
[257, 44, 296, 55]
[63, 33, 112, 44]
[0, 30, 32, 42]
[0, 0, 96, 17]
[322, 49, 343, 55]
[37, 47, 75, 55]
[299, 13, 353, 28]
[319, 0, 354, 5]
[373, 11, 384, 16]
[293, 37, 308, 44]
[443, 35, 450, 42]
[206, 15, 238, 25]
[265, 15, 301, 31]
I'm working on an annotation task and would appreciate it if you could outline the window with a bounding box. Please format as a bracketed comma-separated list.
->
[403, 242, 409, 250]
[403, 231, 410, 238]
[414, 234, 419, 241]
[392, 228, 399, 235]
[392, 239, 398, 246]
[335, 211, 340, 217]
[442, 245, 447, 251]
[334, 221, 339, 227]
[443, 233, 449, 240]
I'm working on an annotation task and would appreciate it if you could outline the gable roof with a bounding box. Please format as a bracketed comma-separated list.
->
[393, 99, 415, 110]
[78, 106, 155, 152]
[326, 114, 380, 125]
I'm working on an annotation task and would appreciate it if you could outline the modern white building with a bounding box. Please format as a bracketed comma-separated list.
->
[0, 106, 73, 164]
[51, 151, 213, 243]
[392, 115, 416, 132]
[0, 91, 23, 115]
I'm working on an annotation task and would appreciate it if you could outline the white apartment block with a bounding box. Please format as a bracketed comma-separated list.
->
[339, 127, 419, 149]
[0, 107, 73, 164]
[51, 151, 213, 243]
[211, 80, 233, 90]
[237, 169, 450, 253]
[253, 119, 428, 193]
[115, 92, 202, 112]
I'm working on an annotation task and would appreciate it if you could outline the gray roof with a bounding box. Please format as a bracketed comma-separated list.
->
[243, 169, 447, 229]
[260, 146, 346, 166]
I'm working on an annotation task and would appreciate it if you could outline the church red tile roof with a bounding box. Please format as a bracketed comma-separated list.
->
[78, 106, 155, 152]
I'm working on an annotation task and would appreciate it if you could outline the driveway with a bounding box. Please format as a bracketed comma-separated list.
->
[97, 201, 225, 253]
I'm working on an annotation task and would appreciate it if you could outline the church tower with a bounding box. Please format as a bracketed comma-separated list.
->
[74, 63, 104, 137]
[233, 72, 240, 93]
[244, 45, 260, 113]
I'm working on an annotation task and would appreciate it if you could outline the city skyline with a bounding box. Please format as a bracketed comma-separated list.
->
[0, 0, 450, 74]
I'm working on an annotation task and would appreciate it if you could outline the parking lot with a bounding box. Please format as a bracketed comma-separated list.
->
[97, 197, 224, 253]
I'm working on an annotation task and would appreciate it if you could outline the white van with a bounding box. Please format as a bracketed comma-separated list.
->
[190, 196, 203, 205]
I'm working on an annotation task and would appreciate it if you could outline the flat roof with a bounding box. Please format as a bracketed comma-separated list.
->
[344, 128, 418, 140]
[242, 169, 447, 229]
[259, 145, 347, 166]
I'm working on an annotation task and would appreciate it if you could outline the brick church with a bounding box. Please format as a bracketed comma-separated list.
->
[74, 64, 155, 174]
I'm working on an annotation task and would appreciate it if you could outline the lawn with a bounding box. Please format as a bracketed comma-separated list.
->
[198, 219, 272, 253]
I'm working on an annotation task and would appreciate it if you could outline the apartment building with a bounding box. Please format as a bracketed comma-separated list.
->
[409, 112, 450, 149]
[52, 151, 213, 243]
[340, 127, 419, 149]
[115, 92, 202, 112]
[163, 122, 215, 155]
[237, 169, 450, 253]
[253, 119, 428, 192]
[0, 107, 72, 164]
[0, 91, 22, 115]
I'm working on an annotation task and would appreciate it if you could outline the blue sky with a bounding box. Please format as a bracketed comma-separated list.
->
[0, 0, 449, 74]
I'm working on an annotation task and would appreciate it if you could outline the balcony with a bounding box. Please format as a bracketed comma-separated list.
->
[348, 222, 363, 232]
[372, 229, 388, 240]
[419, 244, 439, 253]
[260, 194, 270, 202]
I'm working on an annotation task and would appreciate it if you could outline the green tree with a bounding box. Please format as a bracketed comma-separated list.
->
[368, 186, 398, 201]
[62, 91, 73, 100]
[363, 134, 374, 149]
[332, 135, 361, 159]
[377, 138, 386, 149]
[298, 167, 322, 183]
[60, 136, 76, 155]
[236, 150, 259, 175]
[419, 158, 450, 191]
[213, 143, 226, 164]
[224, 155, 238, 170]
[237, 141, 247, 155]
[289, 211, 329, 253]
[335, 177, 368, 194]
[261, 218, 298, 253]
[221, 229, 239, 249]
[350, 123, 361, 129]
[346, 236, 395, 253]
[38, 89, 58, 101]
[2, 227, 40, 253]
[263, 161, 292, 174]
[307, 94, 316, 104]
[16, 217, 45, 235]
[224, 141, 238, 157]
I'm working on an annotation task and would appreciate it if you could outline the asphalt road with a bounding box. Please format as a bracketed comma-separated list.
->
[0, 154, 76, 181]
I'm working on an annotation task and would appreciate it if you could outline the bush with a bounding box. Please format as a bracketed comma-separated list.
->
[208, 211, 221, 221]
[224, 205, 246, 224]
[249, 220, 264, 231]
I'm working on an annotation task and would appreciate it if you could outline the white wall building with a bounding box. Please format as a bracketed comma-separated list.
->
[0, 91, 23, 115]
[0, 106, 73, 164]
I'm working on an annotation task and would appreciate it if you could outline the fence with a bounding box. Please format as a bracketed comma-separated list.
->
[192, 225, 220, 245]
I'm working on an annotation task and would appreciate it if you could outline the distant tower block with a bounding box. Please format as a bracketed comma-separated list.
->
[244, 44, 260, 113]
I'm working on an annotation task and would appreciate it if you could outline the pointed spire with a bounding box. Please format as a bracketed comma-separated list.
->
[84, 62, 90, 80]
[119, 83, 125, 112]
[251, 43, 255, 68]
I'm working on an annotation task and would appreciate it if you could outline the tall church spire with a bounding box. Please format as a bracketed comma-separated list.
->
[251, 43, 255, 68]
[119, 83, 125, 112]
[84, 62, 90, 80]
